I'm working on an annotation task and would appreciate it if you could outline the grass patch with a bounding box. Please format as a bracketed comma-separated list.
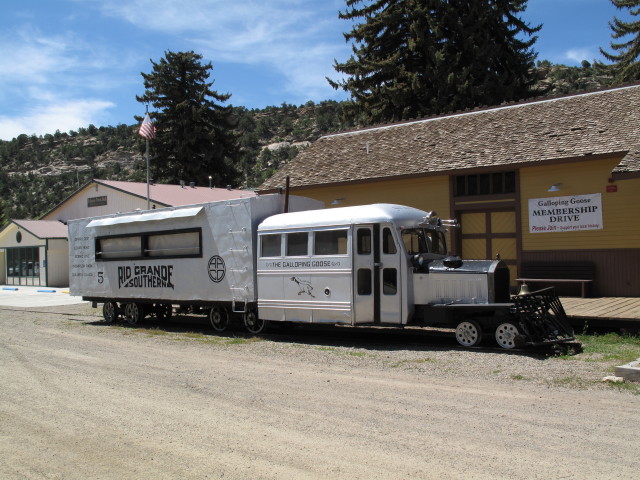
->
[547, 376, 593, 390]
[146, 328, 169, 337]
[317, 346, 337, 352]
[390, 358, 436, 368]
[347, 351, 367, 357]
[575, 332, 640, 364]
[608, 381, 640, 396]
[510, 374, 530, 381]
[224, 336, 263, 345]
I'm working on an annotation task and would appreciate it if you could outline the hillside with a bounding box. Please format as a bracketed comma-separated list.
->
[0, 63, 614, 223]
[0, 100, 348, 221]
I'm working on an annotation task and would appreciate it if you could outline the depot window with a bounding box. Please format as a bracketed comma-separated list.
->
[455, 171, 516, 196]
[96, 228, 202, 261]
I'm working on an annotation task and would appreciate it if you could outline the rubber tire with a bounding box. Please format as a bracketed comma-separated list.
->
[124, 303, 144, 325]
[495, 322, 520, 349]
[455, 320, 483, 347]
[244, 310, 267, 334]
[102, 301, 118, 323]
[209, 306, 230, 332]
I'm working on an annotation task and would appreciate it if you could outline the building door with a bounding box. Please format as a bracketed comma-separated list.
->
[6, 247, 42, 286]
[353, 224, 403, 324]
[458, 209, 518, 284]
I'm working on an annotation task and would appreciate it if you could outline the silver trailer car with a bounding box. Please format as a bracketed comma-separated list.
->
[68, 194, 322, 330]
[70, 199, 574, 349]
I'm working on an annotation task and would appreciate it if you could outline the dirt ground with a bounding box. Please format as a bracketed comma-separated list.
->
[1, 304, 638, 480]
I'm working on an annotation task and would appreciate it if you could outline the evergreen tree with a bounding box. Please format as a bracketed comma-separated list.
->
[0, 201, 7, 229]
[600, 0, 640, 83]
[137, 51, 239, 186]
[328, 0, 540, 125]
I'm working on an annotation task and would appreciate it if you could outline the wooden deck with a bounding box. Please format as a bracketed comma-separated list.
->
[560, 297, 640, 328]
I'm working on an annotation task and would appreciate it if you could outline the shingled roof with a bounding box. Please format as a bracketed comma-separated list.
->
[259, 85, 640, 191]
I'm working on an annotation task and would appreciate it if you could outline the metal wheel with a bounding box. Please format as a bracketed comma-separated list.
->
[124, 303, 144, 325]
[495, 322, 520, 349]
[455, 320, 483, 347]
[209, 306, 230, 332]
[244, 310, 267, 334]
[102, 301, 118, 323]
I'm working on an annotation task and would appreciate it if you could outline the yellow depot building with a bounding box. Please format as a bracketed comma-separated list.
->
[259, 85, 640, 297]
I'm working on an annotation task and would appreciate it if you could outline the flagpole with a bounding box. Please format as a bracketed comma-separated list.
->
[145, 104, 150, 210]
[146, 137, 150, 210]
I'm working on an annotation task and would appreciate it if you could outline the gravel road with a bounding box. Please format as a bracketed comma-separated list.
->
[1, 304, 637, 479]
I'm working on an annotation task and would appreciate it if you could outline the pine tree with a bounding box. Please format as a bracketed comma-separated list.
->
[600, 0, 640, 83]
[137, 51, 239, 186]
[328, 0, 540, 125]
[0, 200, 7, 229]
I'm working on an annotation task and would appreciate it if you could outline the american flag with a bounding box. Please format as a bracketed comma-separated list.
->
[138, 113, 156, 139]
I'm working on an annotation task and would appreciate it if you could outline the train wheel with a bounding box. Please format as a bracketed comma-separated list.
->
[124, 303, 144, 325]
[102, 301, 118, 323]
[455, 320, 483, 347]
[495, 323, 519, 349]
[244, 310, 267, 334]
[209, 306, 230, 332]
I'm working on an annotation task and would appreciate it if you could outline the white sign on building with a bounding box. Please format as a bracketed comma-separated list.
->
[529, 193, 603, 233]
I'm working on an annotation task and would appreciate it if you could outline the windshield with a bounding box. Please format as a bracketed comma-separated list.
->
[401, 228, 447, 256]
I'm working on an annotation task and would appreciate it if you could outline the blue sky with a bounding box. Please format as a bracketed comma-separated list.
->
[0, 0, 632, 140]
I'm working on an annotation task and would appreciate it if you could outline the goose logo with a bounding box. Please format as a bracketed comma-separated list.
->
[291, 276, 315, 298]
[208, 255, 226, 283]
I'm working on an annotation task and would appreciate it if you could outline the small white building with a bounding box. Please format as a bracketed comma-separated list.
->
[0, 179, 256, 287]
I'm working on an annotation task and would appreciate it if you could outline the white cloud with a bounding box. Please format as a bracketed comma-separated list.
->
[0, 22, 133, 139]
[0, 98, 114, 141]
[564, 48, 596, 64]
[97, 0, 350, 102]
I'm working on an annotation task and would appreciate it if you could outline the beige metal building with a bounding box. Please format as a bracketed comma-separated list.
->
[0, 179, 255, 287]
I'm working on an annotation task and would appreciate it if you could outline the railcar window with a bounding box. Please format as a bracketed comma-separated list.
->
[432, 231, 447, 255]
[401, 229, 430, 255]
[383, 268, 397, 295]
[357, 229, 372, 255]
[96, 228, 202, 261]
[286, 232, 308, 256]
[382, 227, 397, 254]
[357, 268, 372, 295]
[147, 231, 200, 257]
[260, 234, 282, 257]
[401, 228, 447, 255]
[97, 235, 141, 259]
[314, 230, 348, 255]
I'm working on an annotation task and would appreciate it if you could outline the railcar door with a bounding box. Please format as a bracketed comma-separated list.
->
[379, 224, 402, 324]
[353, 224, 403, 324]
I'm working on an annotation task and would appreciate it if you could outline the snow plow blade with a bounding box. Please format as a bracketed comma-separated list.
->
[511, 287, 575, 346]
